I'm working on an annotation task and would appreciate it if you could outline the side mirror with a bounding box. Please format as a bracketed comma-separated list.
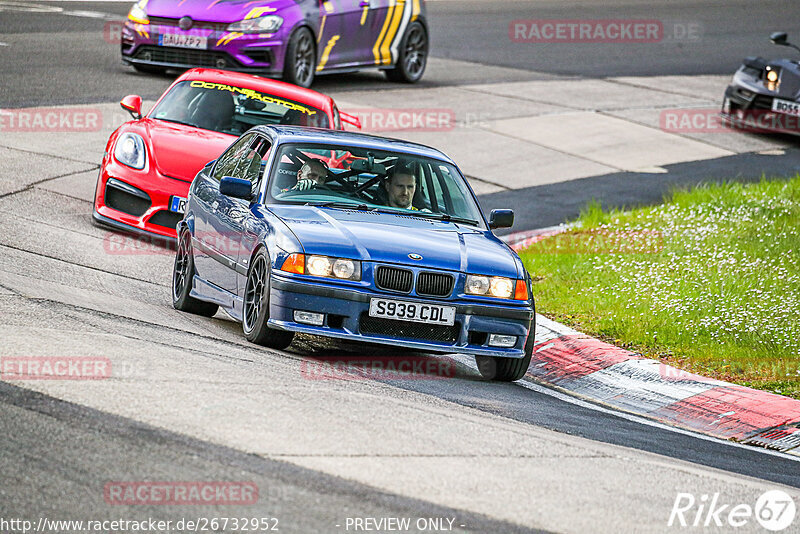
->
[120, 95, 143, 120]
[489, 209, 514, 230]
[220, 176, 253, 200]
[770, 31, 788, 45]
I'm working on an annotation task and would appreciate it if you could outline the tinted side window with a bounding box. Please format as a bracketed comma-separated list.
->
[234, 136, 271, 184]
[212, 134, 253, 182]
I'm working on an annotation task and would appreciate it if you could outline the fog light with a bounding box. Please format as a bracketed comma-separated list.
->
[488, 334, 517, 348]
[294, 310, 324, 326]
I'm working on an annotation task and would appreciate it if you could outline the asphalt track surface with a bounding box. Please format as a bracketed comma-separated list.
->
[2, 1, 800, 532]
[2, 0, 800, 106]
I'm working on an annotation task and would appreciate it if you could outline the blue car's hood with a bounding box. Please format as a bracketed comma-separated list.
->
[270, 205, 520, 278]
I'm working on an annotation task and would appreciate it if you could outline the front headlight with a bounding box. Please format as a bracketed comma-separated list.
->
[465, 275, 514, 299]
[114, 132, 146, 170]
[766, 66, 780, 83]
[281, 253, 361, 281]
[128, 0, 149, 24]
[227, 15, 283, 33]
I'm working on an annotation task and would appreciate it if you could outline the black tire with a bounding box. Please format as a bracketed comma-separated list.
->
[242, 249, 294, 349]
[475, 318, 536, 382]
[283, 27, 316, 88]
[172, 230, 219, 317]
[133, 64, 167, 75]
[385, 21, 428, 83]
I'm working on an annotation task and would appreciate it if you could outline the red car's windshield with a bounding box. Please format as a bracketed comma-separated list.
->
[149, 80, 330, 135]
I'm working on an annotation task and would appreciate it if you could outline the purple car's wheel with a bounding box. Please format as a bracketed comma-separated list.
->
[243, 249, 294, 349]
[284, 27, 316, 88]
[385, 22, 428, 83]
[172, 230, 219, 317]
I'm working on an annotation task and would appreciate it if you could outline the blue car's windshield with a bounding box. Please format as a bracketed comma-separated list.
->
[266, 143, 484, 227]
[149, 80, 330, 135]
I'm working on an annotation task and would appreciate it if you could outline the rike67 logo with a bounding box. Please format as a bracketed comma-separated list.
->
[669, 490, 796, 531]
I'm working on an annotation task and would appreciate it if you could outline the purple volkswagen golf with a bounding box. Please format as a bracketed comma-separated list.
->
[121, 0, 428, 87]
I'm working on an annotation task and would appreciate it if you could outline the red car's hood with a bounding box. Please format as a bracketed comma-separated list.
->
[143, 119, 234, 181]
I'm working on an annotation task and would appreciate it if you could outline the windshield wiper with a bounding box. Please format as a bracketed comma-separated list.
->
[401, 210, 479, 226]
[308, 201, 373, 211]
[158, 118, 202, 128]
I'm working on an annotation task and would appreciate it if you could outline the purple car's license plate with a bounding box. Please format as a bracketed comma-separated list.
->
[159, 33, 207, 50]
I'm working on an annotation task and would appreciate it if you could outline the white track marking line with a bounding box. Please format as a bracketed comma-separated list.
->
[63, 9, 115, 19]
[0, 1, 118, 19]
[449, 353, 800, 463]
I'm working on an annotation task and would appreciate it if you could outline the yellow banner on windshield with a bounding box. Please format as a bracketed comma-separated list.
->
[189, 80, 318, 115]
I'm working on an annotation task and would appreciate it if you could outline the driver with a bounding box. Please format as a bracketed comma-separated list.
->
[384, 160, 417, 209]
[291, 159, 328, 191]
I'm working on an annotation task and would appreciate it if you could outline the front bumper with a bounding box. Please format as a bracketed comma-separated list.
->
[94, 159, 190, 239]
[721, 85, 800, 135]
[121, 20, 286, 75]
[267, 275, 535, 358]
[722, 84, 777, 113]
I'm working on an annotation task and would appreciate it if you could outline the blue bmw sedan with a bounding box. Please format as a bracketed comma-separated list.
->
[172, 125, 535, 381]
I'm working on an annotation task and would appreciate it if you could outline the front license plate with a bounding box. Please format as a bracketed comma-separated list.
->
[771, 98, 800, 117]
[169, 196, 187, 214]
[369, 298, 455, 326]
[159, 33, 207, 50]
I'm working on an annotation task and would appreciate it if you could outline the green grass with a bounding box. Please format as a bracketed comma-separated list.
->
[519, 176, 800, 398]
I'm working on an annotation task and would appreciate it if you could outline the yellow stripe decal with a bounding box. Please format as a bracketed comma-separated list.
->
[316, 35, 339, 71]
[317, 14, 326, 43]
[216, 32, 230, 46]
[244, 7, 277, 19]
[216, 32, 243, 46]
[372, 0, 395, 64]
[411, 0, 420, 21]
[380, 0, 405, 65]
[360, 5, 368, 25]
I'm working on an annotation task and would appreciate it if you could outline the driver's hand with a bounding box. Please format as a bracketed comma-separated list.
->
[293, 178, 316, 191]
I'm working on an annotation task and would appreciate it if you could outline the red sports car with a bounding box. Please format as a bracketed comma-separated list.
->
[93, 67, 359, 240]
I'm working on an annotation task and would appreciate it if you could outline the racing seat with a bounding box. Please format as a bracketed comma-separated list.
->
[273, 162, 301, 192]
[280, 109, 309, 126]
[190, 91, 235, 132]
